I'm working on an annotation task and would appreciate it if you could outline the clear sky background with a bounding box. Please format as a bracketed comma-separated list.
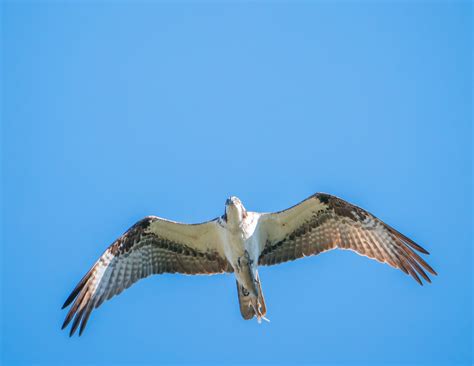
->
[1, 2, 472, 365]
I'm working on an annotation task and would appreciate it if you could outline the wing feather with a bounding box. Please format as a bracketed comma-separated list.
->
[62, 216, 231, 336]
[257, 193, 436, 284]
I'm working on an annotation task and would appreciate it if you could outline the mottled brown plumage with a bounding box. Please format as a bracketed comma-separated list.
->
[62, 217, 232, 336]
[258, 193, 437, 285]
[62, 193, 436, 336]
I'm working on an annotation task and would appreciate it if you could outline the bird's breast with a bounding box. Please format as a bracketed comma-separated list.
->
[221, 229, 246, 265]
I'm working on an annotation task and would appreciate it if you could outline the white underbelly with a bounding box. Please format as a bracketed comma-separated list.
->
[222, 230, 246, 265]
[244, 236, 261, 265]
[222, 231, 260, 268]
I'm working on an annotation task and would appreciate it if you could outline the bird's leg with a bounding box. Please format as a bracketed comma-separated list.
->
[236, 251, 259, 298]
[236, 251, 269, 323]
[249, 296, 270, 323]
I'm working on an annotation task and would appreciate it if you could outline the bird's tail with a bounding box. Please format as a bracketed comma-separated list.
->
[236, 271, 268, 323]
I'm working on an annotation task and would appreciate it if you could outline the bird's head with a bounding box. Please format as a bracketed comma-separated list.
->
[224, 196, 247, 223]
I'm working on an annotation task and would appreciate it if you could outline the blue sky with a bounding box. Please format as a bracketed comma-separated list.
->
[1, 2, 472, 365]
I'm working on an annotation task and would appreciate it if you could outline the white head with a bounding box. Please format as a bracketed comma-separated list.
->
[224, 196, 247, 224]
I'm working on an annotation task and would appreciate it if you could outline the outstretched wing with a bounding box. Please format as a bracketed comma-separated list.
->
[62, 216, 230, 336]
[257, 193, 436, 284]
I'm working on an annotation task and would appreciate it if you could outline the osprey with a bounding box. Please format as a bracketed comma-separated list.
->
[62, 193, 436, 336]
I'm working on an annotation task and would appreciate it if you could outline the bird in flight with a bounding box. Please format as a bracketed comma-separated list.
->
[62, 193, 436, 336]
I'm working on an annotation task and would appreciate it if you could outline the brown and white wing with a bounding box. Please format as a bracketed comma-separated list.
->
[62, 216, 230, 336]
[257, 193, 436, 284]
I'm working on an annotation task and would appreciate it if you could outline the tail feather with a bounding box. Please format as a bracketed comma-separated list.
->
[236, 271, 267, 322]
